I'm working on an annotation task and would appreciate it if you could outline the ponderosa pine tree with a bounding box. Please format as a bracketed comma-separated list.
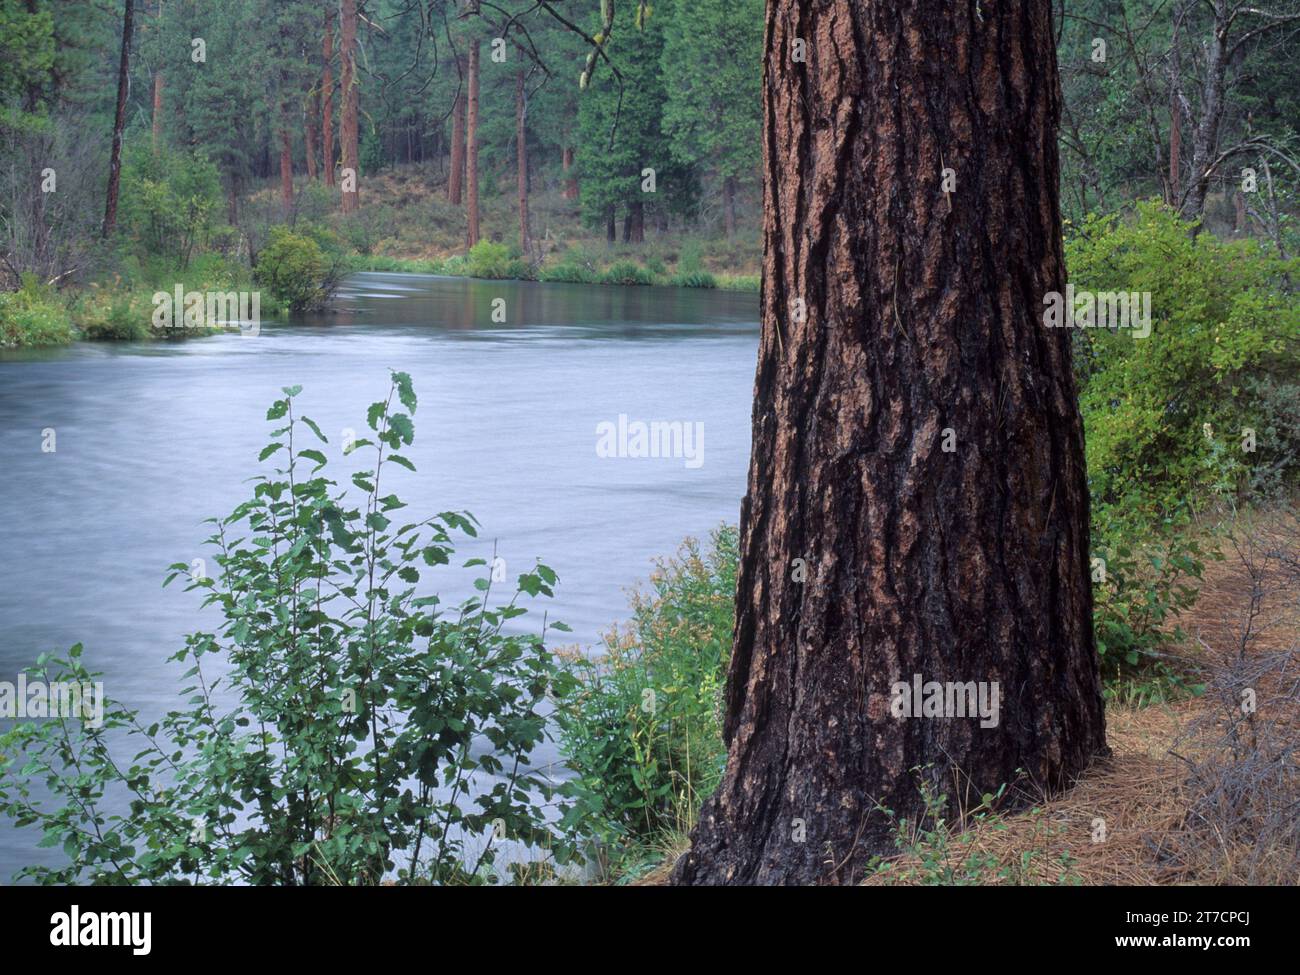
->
[671, 0, 1108, 886]
[660, 0, 762, 237]
[575, 1, 680, 243]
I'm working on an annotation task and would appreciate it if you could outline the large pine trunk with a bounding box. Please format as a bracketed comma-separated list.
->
[102, 0, 134, 238]
[516, 69, 530, 253]
[465, 39, 481, 248]
[672, 0, 1106, 886]
[447, 59, 466, 205]
[323, 9, 335, 187]
[339, 0, 359, 213]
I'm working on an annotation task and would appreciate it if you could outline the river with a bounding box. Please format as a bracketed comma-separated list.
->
[0, 272, 760, 879]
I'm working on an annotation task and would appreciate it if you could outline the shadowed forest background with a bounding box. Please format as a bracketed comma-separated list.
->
[0, 0, 1297, 886]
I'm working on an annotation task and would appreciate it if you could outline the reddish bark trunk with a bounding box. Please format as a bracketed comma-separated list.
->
[323, 9, 335, 187]
[465, 39, 480, 248]
[448, 57, 466, 205]
[152, 71, 163, 149]
[339, 0, 359, 213]
[562, 146, 578, 200]
[672, 0, 1106, 886]
[516, 69, 530, 253]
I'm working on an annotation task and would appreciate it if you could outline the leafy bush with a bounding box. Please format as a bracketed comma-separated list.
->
[538, 262, 599, 284]
[75, 291, 151, 341]
[117, 144, 224, 267]
[1090, 505, 1213, 699]
[600, 261, 655, 286]
[0, 277, 74, 347]
[1069, 202, 1300, 518]
[0, 375, 577, 885]
[556, 526, 736, 875]
[670, 270, 717, 289]
[467, 240, 527, 280]
[255, 227, 332, 312]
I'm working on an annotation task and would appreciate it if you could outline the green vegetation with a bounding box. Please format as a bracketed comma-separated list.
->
[866, 770, 1080, 887]
[0, 376, 577, 884]
[0, 277, 74, 348]
[555, 526, 736, 882]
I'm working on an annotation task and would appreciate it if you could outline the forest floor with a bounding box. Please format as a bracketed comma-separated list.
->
[637, 510, 1300, 887]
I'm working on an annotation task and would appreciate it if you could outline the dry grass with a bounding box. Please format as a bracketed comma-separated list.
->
[861, 509, 1300, 887]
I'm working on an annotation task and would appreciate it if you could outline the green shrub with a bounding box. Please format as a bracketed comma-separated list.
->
[1090, 504, 1213, 699]
[1068, 202, 1300, 518]
[0, 278, 74, 347]
[539, 262, 599, 284]
[75, 292, 151, 341]
[670, 270, 717, 289]
[556, 525, 737, 875]
[117, 144, 223, 266]
[255, 227, 331, 312]
[717, 273, 760, 292]
[467, 240, 527, 280]
[600, 261, 655, 286]
[0, 375, 577, 885]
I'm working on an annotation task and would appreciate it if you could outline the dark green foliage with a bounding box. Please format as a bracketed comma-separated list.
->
[556, 526, 736, 874]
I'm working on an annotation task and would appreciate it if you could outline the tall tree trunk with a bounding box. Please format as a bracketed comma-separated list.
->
[672, 0, 1106, 887]
[465, 38, 481, 248]
[723, 175, 737, 237]
[516, 69, 530, 253]
[323, 9, 335, 187]
[1182, 1, 1227, 220]
[102, 0, 134, 238]
[152, 71, 164, 149]
[622, 200, 644, 244]
[562, 145, 578, 200]
[605, 207, 616, 243]
[339, 0, 359, 213]
[279, 123, 294, 213]
[227, 173, 240, 225]
[1168, 3, 1183, 206]
[305, 92, 321, 180]
[447, 57, 466, 205]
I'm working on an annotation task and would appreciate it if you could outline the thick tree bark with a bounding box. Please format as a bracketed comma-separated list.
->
[605, 207, 616, 243]
[323, 9, 335, 187]
[465, 39, 481, 248]
[516, 68, 530, 253]
[102, 0, 134, 238]
[672, 0, 1106, 886]
[448, 57, 466, 205]
[339, 0, 359, 213]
